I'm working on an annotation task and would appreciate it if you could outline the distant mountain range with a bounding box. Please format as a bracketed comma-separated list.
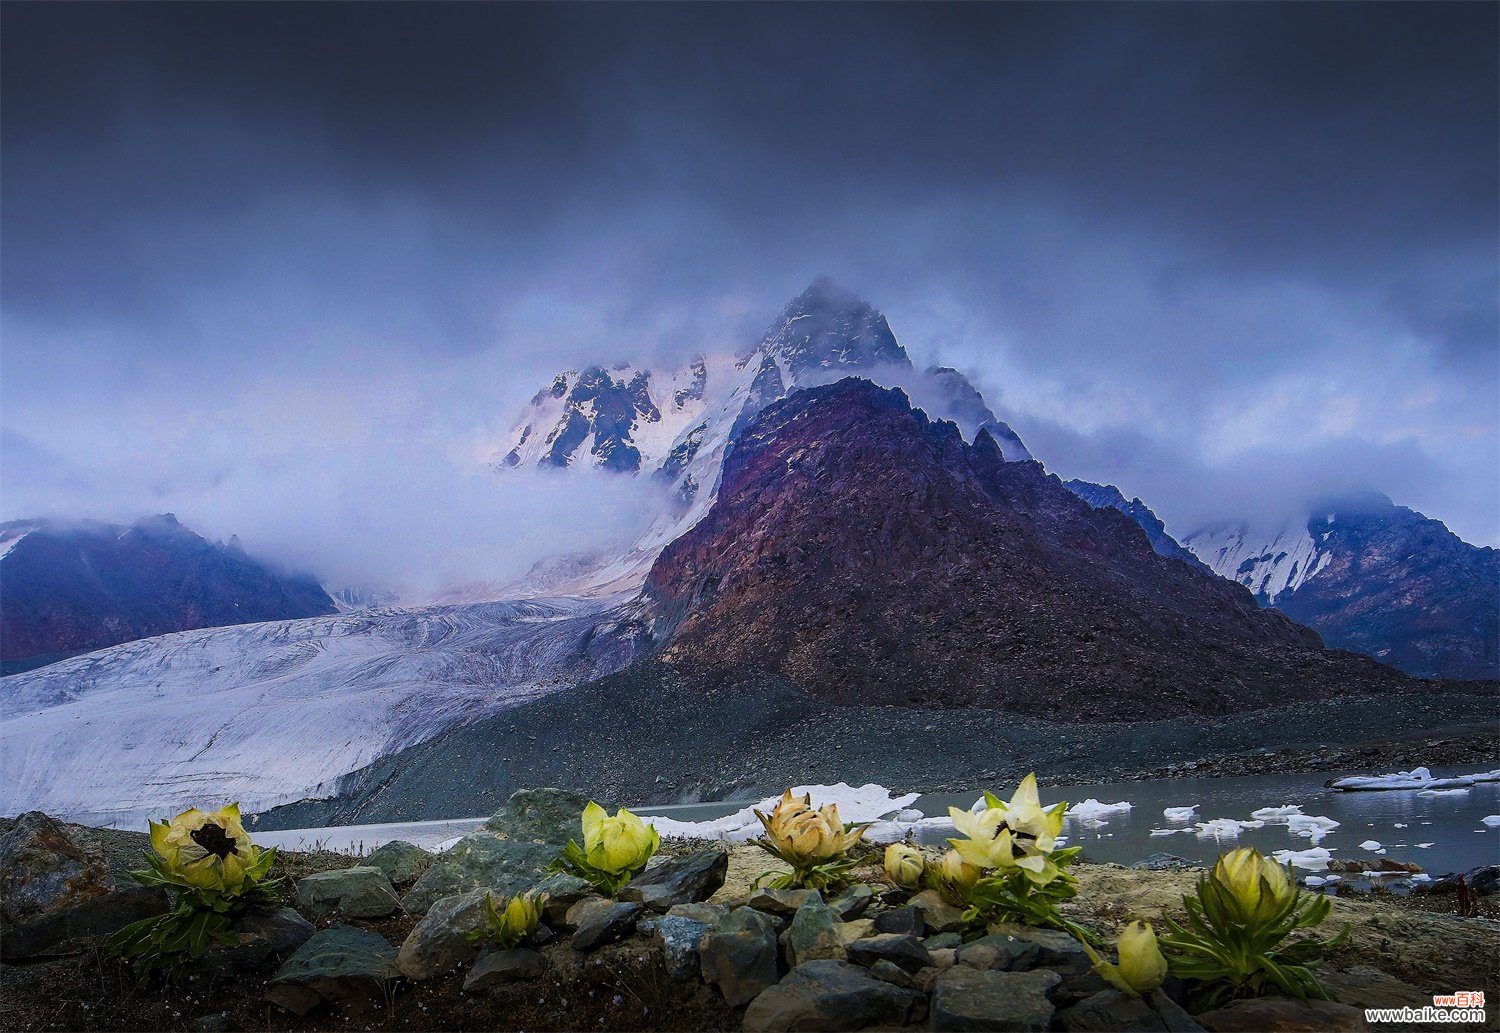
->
[1, 280, 1493, 822]
[0, 515, 335, 674]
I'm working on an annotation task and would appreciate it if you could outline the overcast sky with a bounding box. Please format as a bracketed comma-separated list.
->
[2, 2, 1495, 591]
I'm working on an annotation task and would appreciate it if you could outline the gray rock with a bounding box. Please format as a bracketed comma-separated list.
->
[295, 866, 401, 919]
[826, 883, 875, 921]
[1429, 864, 1500, 896]
[925, 931, 964, 951]
[908, 889, 967, 934]
[930, 967, 1061, 1032]
[1052, 967, 1112, 1007]
[186, 1013, 231, 1032]
[363, 840, 431, 885]
[1150, 990, 1208, 1033]
[401, 836, 556, 915]
[957, 931, 1039, 972]
[868, 958, 918, 989]
[748, 886, 813, 916]
[782, 894, 844, 967]
[872, 904, 923, 935]
[846, 933, 932, 973]
[619, 847, 728, 911]
[570, 898, 642, 952]
[532, 872, 594, 925]
[666, 901, 728, 924]
[742, 959, 926, 1032]
[0, 812, 169, 960]
[986, 922, 1091, 972]
[652, 914, 714, 980]
[1131, 853, 1199, 872]
[198, 907, 315, 976]
[266, 924, 400, 1016]
[700, 907, 781, 1006]
[397, 889, 494, 979]
[481, 787, 597, 844]
[835, 918, 876, 945]
[463, 947, 545, 990]
[1058, 989, 1171, 1031]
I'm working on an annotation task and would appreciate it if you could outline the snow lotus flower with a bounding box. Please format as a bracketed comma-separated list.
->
[582, 803, 660, 877]
[934, 847, 982, 906]
[1117, 921, 1168, 993]
[1213, 847, 1292, 923]
[149, 803, 261, 895]
[474, 891, 547, 949]
[752, 789, 871, 890]
[948, 773, 1067, 884]
[884, 843, 925, 890]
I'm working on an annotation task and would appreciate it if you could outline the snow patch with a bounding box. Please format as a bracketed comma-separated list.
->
[649, 783, 921, 842]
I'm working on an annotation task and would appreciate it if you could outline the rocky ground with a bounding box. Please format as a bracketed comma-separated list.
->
[4, 790, 1498, 1033]
[255, 665, 1498, 828]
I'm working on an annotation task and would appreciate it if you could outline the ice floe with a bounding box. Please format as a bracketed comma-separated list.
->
[1328, 767, 1500, 792]
[1163, 806, 1197, 822]
[1418, 788, 1470, 797]
[1067, 799, 1133, 829]
[1195, 818, 1265, 838]
[649, 783, 922, 842]
[1272, 846, 1334, 871]
[1481, 815, 1500, 827]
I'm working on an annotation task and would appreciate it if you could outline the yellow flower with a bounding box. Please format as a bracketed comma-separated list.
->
[994, 773, 1066, 854]
[947, 802, 1014, 869]
[1117, 921, 1167, 993]
[884, 844, 925, 890]
[1213, 847, 1292, 922]
[485, 891, 546, 948]
[755, 790, 868, 866]
[936, 847, 982, 905]
[581, 802, 659, 876]
[149, 803, 259, 895]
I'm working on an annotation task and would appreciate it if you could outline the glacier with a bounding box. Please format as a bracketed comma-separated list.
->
[0, 596, 639, 826]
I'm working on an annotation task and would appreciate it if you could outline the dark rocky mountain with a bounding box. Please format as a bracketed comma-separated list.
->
[1064, 479, 1209, 572]
[0, 514, 335, 673]
[640, 378, 1417, 720]
[1185, 495, 1499, 680]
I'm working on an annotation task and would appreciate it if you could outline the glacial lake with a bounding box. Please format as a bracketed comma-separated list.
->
[256, 766, 1499, 879]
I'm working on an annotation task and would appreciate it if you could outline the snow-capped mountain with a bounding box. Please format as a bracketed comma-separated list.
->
[0, 514, 336, 675]
[1183, 494, 1499, 680]
[0, 596, 642, 825]
[1063, 479, 1207, 571]
[493, 278, 1032, 597]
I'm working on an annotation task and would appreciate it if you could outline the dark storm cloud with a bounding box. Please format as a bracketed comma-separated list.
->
[2, 1, 1495, 584]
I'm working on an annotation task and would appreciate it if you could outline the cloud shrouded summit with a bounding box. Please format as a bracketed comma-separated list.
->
[1, 2, 1495, 590]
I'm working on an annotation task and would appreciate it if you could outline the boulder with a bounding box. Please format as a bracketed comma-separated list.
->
[872, 904, 923, 935]
[295, 866, 401, 919]
[867, 958, 919, 989]
[781, 894, 844, 967]
[397, 889, 494, 979]
[651, 914, 715, 980]
[826, 883, 875, 921]
[748, 886, 813, 916]
[908, 889, 967, 934]
[925, 931, 964, 951]
[846, 933, 932, 973]
[1196, 998, 1369, 1032]
[463, 947, 545, 990]
[401, 836, 556, 915]
[569, 898, 642, 952]
[363, 841, 432, 885]
[1150, 990, 1208, 1033]
[930, 967, 1061, 1032]
[619, 848, 728, 911]
[266, 925, 400, 1016]
[532, 872, 594, 926]
[0, 813, 167, 960]
[1057, 989, 1171, 1031]
[957, 931, 1040, 972]
[742, 959, 926, 1032]
[985, 922, 1091, 973]
[1131, 853, 1199, 872]
[481, 787, 597, 844]
[198, 907, 315, 977]
[835, 918, 876, 945]
[700, 907, 781, 1006]
[1428, 864, 1500, 896]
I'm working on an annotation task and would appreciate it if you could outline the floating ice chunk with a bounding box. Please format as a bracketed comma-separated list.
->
[650, 783, 921, 841]
[1149, 829, 1180, 837]
[1482, 815, 1500, 827]
[1358, 840, 1382, 851]
[1273, 846, 1333, 870]
[1411, 873, 1432, 883]
[1304, 876, 1328, 887]
[1195, 818, 1264, 838]
[1163, 806, 1197, 822]
[1416, 843, 1434, 848]
[1417, 787, 1470, 797]
[1329, 767, 1500, 792]
[1069, 799, 1133, 824]
[1393, 822, 1408, 828]
[1251, 805, 1304, 819]
[1285, 815, 1339, 843]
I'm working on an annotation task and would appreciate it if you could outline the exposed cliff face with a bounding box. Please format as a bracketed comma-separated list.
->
[642, 379, 1416, 720]
[0, 515, 336, 671]
[1064, 479, 1208, 572]
[1186, 496, 1499, 681]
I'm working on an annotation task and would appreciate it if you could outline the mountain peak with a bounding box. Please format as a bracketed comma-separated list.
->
[759, 279, 911, 378]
